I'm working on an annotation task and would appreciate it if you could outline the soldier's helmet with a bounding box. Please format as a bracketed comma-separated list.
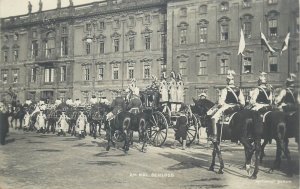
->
[286, 73, 296, 87]
[177, 73, 182, 80]
[170, 71, 176, 79]
[161, 72, 167, 80]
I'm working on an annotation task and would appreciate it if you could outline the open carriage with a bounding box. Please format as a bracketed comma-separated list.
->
[140, 87, 198, 147]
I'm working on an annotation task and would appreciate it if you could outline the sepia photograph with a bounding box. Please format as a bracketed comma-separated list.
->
[0, 0, 299, 188]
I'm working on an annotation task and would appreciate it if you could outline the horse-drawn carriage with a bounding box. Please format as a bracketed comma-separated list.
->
[140, 87, 198, 147]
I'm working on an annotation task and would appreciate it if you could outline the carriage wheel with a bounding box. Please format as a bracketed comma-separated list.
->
[179, 113, 198, 146]
[147, 111, 168, 147]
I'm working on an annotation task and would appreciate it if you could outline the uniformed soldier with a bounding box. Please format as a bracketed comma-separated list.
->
[74, 98, 82, 107]
[207, 70, 245, 141]
[25, 98, 32, 106]
[275, 73, 299, 112]
[66, 97, 73, 106]
[75, 109, 87, 138]
[129, 78, 140, 96]
[249, 72, 273, 113]
[55, 98, 62, 106]
[159, 72, 169, 111]
[90, 95, 98, 105]
[169, 71, 178, 113]
[57, 110, 70, 136]
[36, 110, 47, 133]
[106, 90, 126, 121]
[176, 73, 184, 111]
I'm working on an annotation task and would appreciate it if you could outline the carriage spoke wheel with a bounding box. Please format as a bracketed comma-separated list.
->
[179, 113, 198, 146]
[147, 111, 168, 147]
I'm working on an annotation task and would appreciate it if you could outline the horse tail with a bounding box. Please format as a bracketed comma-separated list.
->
[277, 121, 286, 141]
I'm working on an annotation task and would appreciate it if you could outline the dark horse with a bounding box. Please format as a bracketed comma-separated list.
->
[8, 104, 25, 130]
[88, 103, 110, 139]
[191, 99, 262, 179]
[259, 108, 296, 177]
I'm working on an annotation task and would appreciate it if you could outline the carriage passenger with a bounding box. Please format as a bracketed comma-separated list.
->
[128, 78, 140, 96]
[207, 70, 245, 142]
[176, 73, 184, 112]
[159, 72, 169, 112]
[249, 72, 273, 114]
[57, 110, 70, 136]
[169, 71, 178, 113]
[127, 93, 142, 114]
[275, 73, 299, 112]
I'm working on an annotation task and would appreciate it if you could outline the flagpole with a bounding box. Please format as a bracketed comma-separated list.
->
[287, 34, 290, 75]
[260, 22, 265, 72]
[240, 54, 243, 88]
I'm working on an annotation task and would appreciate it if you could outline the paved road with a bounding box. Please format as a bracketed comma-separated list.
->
[0, 130, 299, 189]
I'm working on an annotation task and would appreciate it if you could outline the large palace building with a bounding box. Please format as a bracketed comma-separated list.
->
[0, 0, 299, 104]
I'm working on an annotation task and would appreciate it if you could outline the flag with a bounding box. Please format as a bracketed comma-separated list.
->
[261, 32, 276, 53]
[238, 29, 245, 56]
[280, 32, 290, 54]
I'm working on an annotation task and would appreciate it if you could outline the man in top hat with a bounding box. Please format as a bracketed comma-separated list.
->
[90, 95, 98, 105]
[275, 73, 299, 112]
[66, 97, 73, 106]
[176, 73, 184, 111]
[74, 98, 81, 107]
[169, 71, 178, 113]
[55, 98, 62, 106]
[207, 70, 245, 141]
[249, 72, 273, 113]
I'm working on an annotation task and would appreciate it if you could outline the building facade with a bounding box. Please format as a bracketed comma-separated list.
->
[0, 0, 299, 104]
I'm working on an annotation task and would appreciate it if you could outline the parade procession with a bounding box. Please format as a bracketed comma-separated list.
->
[0, 0, 299, 189]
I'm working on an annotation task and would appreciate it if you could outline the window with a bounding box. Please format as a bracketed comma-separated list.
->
[13, 50, 18, 61]
[199, 59, 207, 75]
[269, 56, 278, 72]
[144, 65, 151, 79]
[44, 68, 55, 83]
[128, 17, 134, 27]
[86, 43, 91, 54]
[61, 37, 68, 56]
[62, 26, 67, 34]
[220, 2, 229, 11]
[114, 39, 119, 52]
[243, 22, 252, 38]
[3, 51, 8, 62]
[243, 56, 252, 73]
[161, 34, 166, 50]
[179, 61, 187, 75]
[242, 0, 251, 8]
[220, 24, 229, 41]
[31, 68, 37, 83]
[60, 66, 66, 82]
[113, 67, 119, 80]
[100, 21, 105, 30]
[86, 23, 92, 31]
[1, 70, 8, 84]
[99, 41, 105, 54]
[32, 31, 37, 38]
[114, 19, 120, 28]
[220, 58, 229, 74]
[180, 29, 187, 44]
[83, 66, 90, 81]
[199, 27, 207, 43]
[268, 0, 277, 4]
[128, 66, 134, 79]
[268, 19, 278, 37]
[145, 15, 150, 24]
[145, 35, 151, 50]
[129, 36, 135, 51]
[199, 5, 207, 14]
[45, 34, 55, 58]
[32, 40, 38, 57]
[14, 33, 19, 41]
[98, 67, 104, 80]
[180, 8, 187, 17]
[12, 69, 18, 83]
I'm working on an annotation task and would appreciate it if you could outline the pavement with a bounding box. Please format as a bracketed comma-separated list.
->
[0, 129, 299, 189]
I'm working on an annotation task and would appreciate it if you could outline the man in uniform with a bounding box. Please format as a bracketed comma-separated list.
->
[66, 97, 73, 106]
[198, 93, 207, 100]
[275, 73, 299, 112]
[127, 92, 142, 114]
[106, 90, 126, 121]
[90, 95, 98, 105]
[74, 98, 81, 107]
[176, 73, 184, 111]
[207, 70, 245, 141]
[169, 71, 178, 113]
[129, 78, 140, 96]
[249, 72, 273, 113]
[159, 72, 169, 113]
[55, 98, 62, 106]
[25, 98, 32, 106]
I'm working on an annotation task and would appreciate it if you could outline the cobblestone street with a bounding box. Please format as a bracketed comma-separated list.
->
[0, 130, 299, 189]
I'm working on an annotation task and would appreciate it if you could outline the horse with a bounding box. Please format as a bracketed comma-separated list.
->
[8, 104, 25, 130]
[259, 108, 295, 177]
[88, 103, 110, 139]
[191, 99, 262, 179]
[45, 108, 59, 134]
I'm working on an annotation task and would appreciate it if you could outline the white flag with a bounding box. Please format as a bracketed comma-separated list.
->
[280, 32, 290, 54]
[238, 29, 245, 56]
[261, 32, 276, 53]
